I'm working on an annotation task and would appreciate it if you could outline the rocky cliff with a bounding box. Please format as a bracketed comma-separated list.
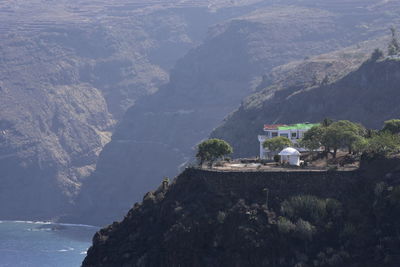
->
[2, 0, 400, 222]
[82, 155, 400, 267]
[0, 0, 271, 220]
[73, 0, 400, 225]
[212, 58, 400, 158]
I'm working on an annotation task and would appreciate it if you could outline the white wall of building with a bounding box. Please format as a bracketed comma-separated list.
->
[258, 127, 317, 159]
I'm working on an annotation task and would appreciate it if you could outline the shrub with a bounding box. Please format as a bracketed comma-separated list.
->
[281, 195, 327, 223]
[217, 211, 226, 223]
[294, 219, 315, 241]
[281, 195, 342, 225]
[389, 186, 400, 207]
[374, 182, 388, 197]
[277, 216, 296, 233]
[370, 48, 384, 61]
[340, 223, 356, 239]
[388, 26, 400, 56]
[366, 132, 400, 155]
[325, 198, 343, 219]
[273, 154, 280, 163]
[382, 119, 400, 134]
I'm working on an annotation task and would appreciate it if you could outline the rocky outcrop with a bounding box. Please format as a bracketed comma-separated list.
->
[82, 155, 400, 267]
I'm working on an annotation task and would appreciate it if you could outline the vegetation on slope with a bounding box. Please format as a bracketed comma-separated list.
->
[82, 155, 400, 267]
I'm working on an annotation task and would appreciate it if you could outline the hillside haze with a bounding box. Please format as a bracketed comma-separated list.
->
[69, 0, 400, 225]
[1, 0, 400, 223]
[0, 0, 272, 220]
[212, 56, 400, 158]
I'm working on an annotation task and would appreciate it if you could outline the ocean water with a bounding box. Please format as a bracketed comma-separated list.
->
[0, 221, 98, 267]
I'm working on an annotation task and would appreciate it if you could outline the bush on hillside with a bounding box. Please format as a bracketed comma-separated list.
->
[382, 119, 400, 134]
[196, 138, 233, 167]
[281, 195, 342, 224]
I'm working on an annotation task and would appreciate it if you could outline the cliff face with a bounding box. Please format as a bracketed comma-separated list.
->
[72, 1, 400, 225]
[212, 58, 400, 158]
[2, 0, 400, 221]
[0, 0, 269, 220]
[82, 156, 400, 267]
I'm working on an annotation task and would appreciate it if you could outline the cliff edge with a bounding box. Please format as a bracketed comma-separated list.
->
[83, 155, 400, 267]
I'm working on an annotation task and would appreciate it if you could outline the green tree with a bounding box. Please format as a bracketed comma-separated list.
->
[382, 119, 400, 134]
[388, 26, 400, 56]
[366, 132, 400, 155]
[352, 136, 369, 154]
[322, 126, 343, 157]
[196, 139, 233, 167]
[321, 118, 334, 127]
[370, 48, 384, 61]
[300, 125, 325, 152]
[263, 136, 292, 152]
[322, 120, 365, 157]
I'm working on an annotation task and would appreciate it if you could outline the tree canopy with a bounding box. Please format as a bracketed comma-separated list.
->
[300, 120, 366, 157]
[321, 120, 366, 157]
[263, 136, 292, 152]
[300, 125, 325, 151]
[366, 132, 400, 155]
[382, 119, 400, 134]
[388, 26, 400, 56]
[370, 48, 384, 62]
[321, 118, 333, 127]
[300, 119, 400, 157]
[196, 139, 233, 167]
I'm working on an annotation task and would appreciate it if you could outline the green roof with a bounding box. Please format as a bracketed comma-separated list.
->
[277, 123, 320, 130]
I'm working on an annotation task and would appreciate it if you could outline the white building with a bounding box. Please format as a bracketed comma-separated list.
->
[258, 123, 320, 159]
[279, 147, 301, 166]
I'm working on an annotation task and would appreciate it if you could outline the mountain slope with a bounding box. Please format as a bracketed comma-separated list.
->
[0, 0, 269, 220]
[212, 57, 400, 157]
[72, 1, 400, 225]
[82, 156, 400, 267]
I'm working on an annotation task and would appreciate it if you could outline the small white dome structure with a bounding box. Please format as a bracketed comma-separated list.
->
[279, 147, 301, 166]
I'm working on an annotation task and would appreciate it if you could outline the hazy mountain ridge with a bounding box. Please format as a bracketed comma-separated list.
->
[212, 55, 400, 158]
[71, 1, 400, 225]
[0, 0, 269, 220]
[1, 0, 400, 221]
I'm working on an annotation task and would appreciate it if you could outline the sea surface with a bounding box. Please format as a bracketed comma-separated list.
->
[0, 221, 98, 267]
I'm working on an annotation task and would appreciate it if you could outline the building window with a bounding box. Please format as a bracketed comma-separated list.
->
[291, 132, 297, 139]
[272, 132, 278, 137]
[280, 133, 289, 138]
